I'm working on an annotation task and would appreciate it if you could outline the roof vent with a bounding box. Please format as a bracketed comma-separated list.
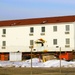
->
[11, 23, 16, 26]
[41, 20, 48, 24]
[14, 23, 16, 25]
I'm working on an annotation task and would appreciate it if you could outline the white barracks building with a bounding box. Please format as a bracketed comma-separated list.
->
[0, 15, 75, 61]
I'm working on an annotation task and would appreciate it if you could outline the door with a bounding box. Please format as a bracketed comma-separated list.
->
[9, 52, 22, 61]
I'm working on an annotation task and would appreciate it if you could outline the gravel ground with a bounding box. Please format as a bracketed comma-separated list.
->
[0, 67, 75, 75]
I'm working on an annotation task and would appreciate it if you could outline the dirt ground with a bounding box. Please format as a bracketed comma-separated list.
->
[0, 67, 75, 75]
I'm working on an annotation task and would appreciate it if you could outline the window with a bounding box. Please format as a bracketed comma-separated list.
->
[53, 26, 57, 32]
[66, 38, 70, 44]
[53, 39, 57, 45]
[2, 41, 6, 46]
[30, 40, 34, 46]
[41, 27, 45, 32]
[30, 27, 34, 33]
[3, 29, 6, 34]
[65, 25, 70, 31]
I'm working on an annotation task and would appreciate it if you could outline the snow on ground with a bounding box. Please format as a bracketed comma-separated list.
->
[0, 58, 75, 68]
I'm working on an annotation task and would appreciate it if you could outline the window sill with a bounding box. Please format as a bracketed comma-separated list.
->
[2, 35, 6, 37]
[2, 46, 6, 49]
[65, 45, 70, 47]
[65, 32, 70, 34]
[40, 33, 45, 35]
[29, 33, 34, 36]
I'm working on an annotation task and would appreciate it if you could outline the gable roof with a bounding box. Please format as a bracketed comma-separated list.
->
[0, 15, 75, 27]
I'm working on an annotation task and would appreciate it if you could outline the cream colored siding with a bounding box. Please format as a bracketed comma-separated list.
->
[0, 22, 74, 52]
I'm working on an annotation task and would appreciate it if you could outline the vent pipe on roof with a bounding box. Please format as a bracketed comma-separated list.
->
[11, 23, 16, 26]
[41, 20, 48, 24]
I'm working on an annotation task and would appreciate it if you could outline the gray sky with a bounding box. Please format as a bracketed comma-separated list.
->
[0, 0, 75, 20]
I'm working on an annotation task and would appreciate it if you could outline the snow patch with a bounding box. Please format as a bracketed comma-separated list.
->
[0, 58, 75, 68]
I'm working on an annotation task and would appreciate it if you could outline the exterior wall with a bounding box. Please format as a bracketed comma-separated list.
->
[0, 22, 74, 52]
[73, 22, 75, 51]
[31, 22, 74, 52]
[0, 26, 30, 52]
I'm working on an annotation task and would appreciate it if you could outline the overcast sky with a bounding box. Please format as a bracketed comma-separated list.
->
[0, 0, 75, 20]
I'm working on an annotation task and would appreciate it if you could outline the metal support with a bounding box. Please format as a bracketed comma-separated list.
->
[31, 46, 33, 75]
[60, 47, 61, 73]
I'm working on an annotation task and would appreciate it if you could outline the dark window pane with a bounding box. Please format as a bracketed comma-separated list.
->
[66, 25, 70, 31]
[30, 40, 33, 45]
[3, 29, 6, 34]
[2, 41, 6, 46]
[42, 27, 45, 32]
[30, 27, 34, 33]
[53, 26, 57, 31]
[53, 39, 57, 45]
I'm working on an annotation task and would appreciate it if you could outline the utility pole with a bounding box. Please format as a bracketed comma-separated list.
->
[31, 46, 33, 75]
[60, 47, 61, 73]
